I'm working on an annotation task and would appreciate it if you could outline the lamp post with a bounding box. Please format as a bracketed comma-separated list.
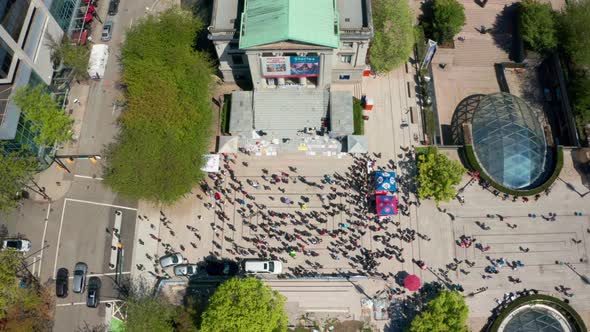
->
[556, 261, 590, 285]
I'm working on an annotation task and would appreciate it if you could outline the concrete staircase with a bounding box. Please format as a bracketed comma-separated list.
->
[253, 89, 329, 137]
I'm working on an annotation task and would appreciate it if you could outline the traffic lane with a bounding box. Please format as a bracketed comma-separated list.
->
[1, 199, 60, 282]
[54, 202, 112, 278]
[53, 300, 107, 332]
[55, 273, 122, 306]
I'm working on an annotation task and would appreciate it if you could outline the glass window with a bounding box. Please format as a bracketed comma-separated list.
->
[340, 54, 352, 64]
[339, 75, 350, 80]
[0, 0, 31, 42]
[0, 38, 13, 78]
[342, 42, 353, 48]
[49, 0, 75, 31]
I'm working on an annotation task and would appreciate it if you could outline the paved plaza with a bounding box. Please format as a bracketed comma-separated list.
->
[124, 64, 590, 330]
[133, 151, 590, 330]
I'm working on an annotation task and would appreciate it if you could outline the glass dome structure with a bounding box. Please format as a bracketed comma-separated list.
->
[471, 93, 547, 189]
[501, 305, 571, 332]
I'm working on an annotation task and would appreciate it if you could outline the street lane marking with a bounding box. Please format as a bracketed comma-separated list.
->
[52, 199, 137, 278]
[53, 201, 67, 278]
[74, 174, 104, 181]
[56, 299, 123, 307]
[66, 198, 138, 211]
[67, 271, 130, 279]
[38, 202, 51, 277]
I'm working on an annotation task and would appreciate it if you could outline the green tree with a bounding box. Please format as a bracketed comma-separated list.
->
[46, 35, 90, 81]
[119, 278, 197, 332]
[13, 85, 73, 146]
[0, 251, 51, 331]
[432, 0, 465, 43]
[408, 291, 469, 332]
[519, 0, 558, 52]
[559, 0, 590, 66]
[370, 0, 415, 73]
[104, 8, 214, 203]
[201, 277, 288, 332]
[417, 147, 465, 204]
[570, 73, 590, 134]
[0, 152, 38, 212]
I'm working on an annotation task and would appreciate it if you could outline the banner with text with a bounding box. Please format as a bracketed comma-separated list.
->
[261, 56, 320, 78]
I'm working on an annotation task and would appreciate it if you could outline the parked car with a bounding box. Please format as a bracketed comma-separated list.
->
[244, 260, 282, 274]
[108, 0, 120, 15]
[159, 253, 183, 268]
[55, 268, 69, 298]
[101, 21, 113, 41]
[174, 264, 199, 276]
[72, 262, 88, 293]
[2, 239, 31, 253]
[205, 261, 239, 276]
[86, 277, 101, 308]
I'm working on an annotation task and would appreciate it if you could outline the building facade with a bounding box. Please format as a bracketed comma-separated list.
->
[0, 0, 65, 164]
[209, 0, 373, 89]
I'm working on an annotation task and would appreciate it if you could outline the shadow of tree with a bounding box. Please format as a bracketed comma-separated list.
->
[491, 3, 519, 55]
[383, 282, 445, 332]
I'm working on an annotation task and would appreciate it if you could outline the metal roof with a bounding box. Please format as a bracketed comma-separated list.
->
[239, 0, 340, 49]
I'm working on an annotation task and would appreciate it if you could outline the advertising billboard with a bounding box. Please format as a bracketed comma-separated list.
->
[261, 56, 320, 78]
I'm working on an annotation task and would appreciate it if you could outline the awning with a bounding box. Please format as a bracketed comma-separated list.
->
[376, 195, 398, 216]
[404, 274, 421, 291]
[200, 154, 220, 173]
[374, 171, 397, 193]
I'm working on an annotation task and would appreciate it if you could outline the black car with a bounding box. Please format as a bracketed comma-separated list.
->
[86, 277, 101, 308]
[205, 261, 239, 276]
[108, 0, 120, 16]
[55, 268, 68, 298]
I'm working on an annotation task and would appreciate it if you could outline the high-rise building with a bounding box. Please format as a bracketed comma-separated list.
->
[0, 0, 66, 164]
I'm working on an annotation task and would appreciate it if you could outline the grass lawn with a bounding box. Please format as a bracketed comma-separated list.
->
[353, 97, 365, 135]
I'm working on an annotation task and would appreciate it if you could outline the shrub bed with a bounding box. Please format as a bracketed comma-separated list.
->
[462, 144, 563, 196]
[353, 97, 365, 135]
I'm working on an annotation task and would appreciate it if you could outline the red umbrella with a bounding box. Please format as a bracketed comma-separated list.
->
[84, 13, 93, 22]
[404, 274, 421, 291]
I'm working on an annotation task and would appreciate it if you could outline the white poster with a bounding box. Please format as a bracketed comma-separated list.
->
[261, 56, 290, 77]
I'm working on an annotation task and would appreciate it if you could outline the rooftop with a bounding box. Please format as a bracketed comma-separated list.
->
[238, 0, 339, 49]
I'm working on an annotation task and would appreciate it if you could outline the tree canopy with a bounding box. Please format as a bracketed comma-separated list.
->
[13, 85, 73, 147]
[0, 251, 52, 330]
[370, 0, 415, 73]
[416, 147, 465, 204]
[408, 291, 469, 332]
[200, 277, 288, 332]
[0, 152, 38, 212]
[432, 0, 465, 43]
[559, 0, 590, 67]
[519, 0, 558, 52]
[104, 8, 214, 203]
[46, 35, 90, 81]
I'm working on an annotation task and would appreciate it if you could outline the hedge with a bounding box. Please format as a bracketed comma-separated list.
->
[487, 294, 587, 332]
[462, 144, 563, 196]
[353, 97, 365, 135]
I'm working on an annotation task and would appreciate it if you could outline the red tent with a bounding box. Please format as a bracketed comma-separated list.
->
[404, 274, 421, 291]
[376, 195, 398, 216]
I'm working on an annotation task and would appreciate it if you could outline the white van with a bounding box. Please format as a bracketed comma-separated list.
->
[244, 260, 282, 274]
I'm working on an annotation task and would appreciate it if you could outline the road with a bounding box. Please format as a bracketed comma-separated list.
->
[0, 0, 162, 330]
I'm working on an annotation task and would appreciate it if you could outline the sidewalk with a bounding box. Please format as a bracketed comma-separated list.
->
[30, 83, 92, 203]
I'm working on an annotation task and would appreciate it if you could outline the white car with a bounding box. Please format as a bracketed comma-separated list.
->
[159, 253, 183, 268]
[244, 260, 282, 274]
[174, 264, 199, 276]
[2, 239, 31, 253]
